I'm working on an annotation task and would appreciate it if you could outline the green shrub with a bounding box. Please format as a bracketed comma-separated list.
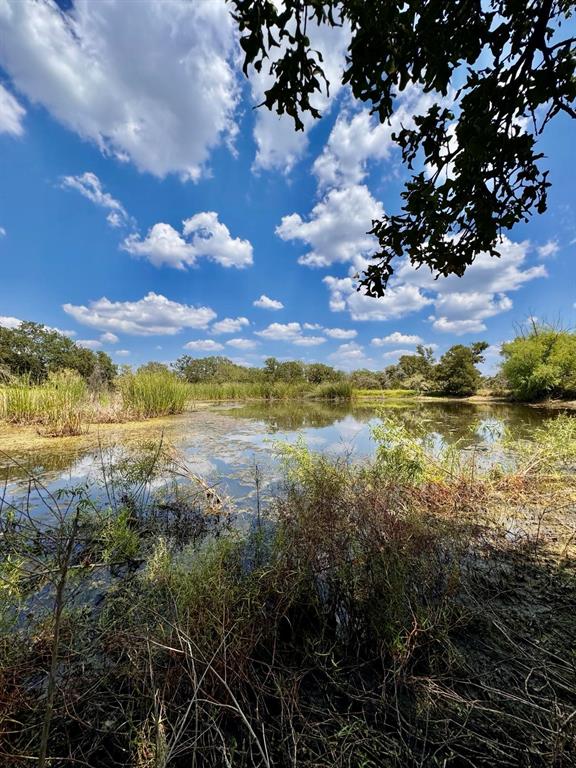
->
[501, 328, 576, 400]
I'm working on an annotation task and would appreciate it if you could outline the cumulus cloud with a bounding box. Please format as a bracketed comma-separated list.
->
[61, 172, 130, 228]
[0, 83, 25, 136]
[253, 294, 284, 310]
[63, 292, 216, 335]
[324, 328, 357, 339]
[324, 275, 432, 321]
[395, 237, 546, 334]
[100, 332, 119, 344]
[76, 339, 102, 350]
[115, 349, 130, 357]
[183, 339, 224, 352]
[255, 322, 326, 346]
[0, 0, 238, 179]
[212, 317, 250, 334]
[250, 21, 350, 173]
[277, 185, 384, 269]
[313, 86, 437, 190]
[226, 338, 258, 349]
[372, 332, 423, 346]
[324, 237, 545, 332]
[0, 315, 21, 329]
[123, 213, 253, 269]
[328, 342, 370, 370]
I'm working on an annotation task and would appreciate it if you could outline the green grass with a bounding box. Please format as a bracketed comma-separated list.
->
[0, 371, 89, 435]
[118, 370, 191, 418]
[187, 380, 352, 401]
[353, 387, 418, 398]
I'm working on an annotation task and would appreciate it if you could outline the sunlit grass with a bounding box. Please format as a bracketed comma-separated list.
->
[118, 370, 191, 418]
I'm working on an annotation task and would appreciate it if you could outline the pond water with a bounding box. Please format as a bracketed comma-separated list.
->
[0, 399, 560, 514]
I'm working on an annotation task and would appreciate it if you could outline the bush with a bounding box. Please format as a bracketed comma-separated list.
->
[501, 327, 576, 400]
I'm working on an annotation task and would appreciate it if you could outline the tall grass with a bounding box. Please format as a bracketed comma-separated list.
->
[187, 380, 352, 401]
[118, 370, 191, 417]
[0, 371, 88, 436]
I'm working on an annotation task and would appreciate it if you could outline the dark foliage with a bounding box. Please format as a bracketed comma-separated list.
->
[231, 0, 576, 294]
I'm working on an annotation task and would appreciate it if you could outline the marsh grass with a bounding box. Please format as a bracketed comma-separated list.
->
[0, 371, 89, 436]
[354, 387, 418, 398]
[1, 419, 575, 765]
[187, 380, 352, 401]
[118, 370, 191, 418]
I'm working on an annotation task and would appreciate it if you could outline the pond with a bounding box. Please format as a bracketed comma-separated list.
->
[0, 398, 561, 514]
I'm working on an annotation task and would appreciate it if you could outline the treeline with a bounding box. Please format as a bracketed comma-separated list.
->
[172, 344, 490, 397]
[0, 321, 116, 386]
[3, 321, 576, 403]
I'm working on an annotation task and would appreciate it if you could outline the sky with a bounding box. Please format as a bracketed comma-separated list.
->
[0, 0, 575, 375]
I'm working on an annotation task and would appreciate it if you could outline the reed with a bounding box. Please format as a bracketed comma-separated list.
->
[118, 370, 191, 418]
[0, 370, 89, 436]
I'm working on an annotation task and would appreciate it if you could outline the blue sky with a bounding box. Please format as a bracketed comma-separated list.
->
[0, 0, 574, 374]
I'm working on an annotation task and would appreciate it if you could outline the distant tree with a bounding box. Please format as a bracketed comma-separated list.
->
[501, 327, 576, 400]
[397, 345, 435, 383]
[349, 369, 382, 389]
[306, 362, 342, 384]
[0, 322, 116, 383]
[435, 342, 489, 396]
[138, 361, 171, 375]
[276, 360, 305, 382]
[232, 0, 576, 295]
[263, 357, 280, 381]
[173, 355, 247, 383]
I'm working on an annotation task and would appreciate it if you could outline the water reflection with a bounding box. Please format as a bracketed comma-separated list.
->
[0, 400, 561, 508]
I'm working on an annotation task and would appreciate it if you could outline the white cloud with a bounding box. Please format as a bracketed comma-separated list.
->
[328, 342, 370, 370]
[255, 322, 303, 341]
[324, 275, 432, 321]
[115, 349, 130, 357]
[100, 332, 119, 344]
[255, 322, 325, 346]
[325, 237, 545, 332]
[226, 338, 258, 350]
[394, 238, 546, 334]
[0, 227, 5, 236]
[253, 294, 284, 310]
[324, 328, 357, 339]
[63, 292, 216, 335]
[0, 83, 25, 136]
[277, 184, 384, 269]
[183, 339, 224, 352]
[292, 336, 326, 347]
[76, 339, 102, 350]
[537, 240, 559, 259]
[212, 316, 250, 334]
[303, 322, 322, 330]
[0, 0, 238, 180]
[381, 348, 416, 359]
[314, 86, 437, 190]
[250, 21, 350, 173]
[123, 212, 252, 269]
[61, 172, 130, 228]
[0, 315, 21, 329]
[372, 332, 423, 346]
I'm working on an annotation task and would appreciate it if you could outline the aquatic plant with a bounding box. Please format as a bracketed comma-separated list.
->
[117, 369, 191, 418]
